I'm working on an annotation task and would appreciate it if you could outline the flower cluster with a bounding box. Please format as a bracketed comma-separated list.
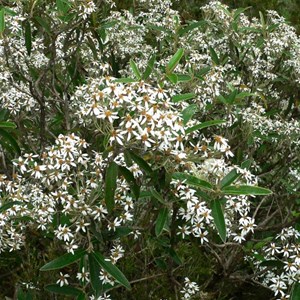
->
[180, 277, 200, 299]
[173, 159, 258, 244]
[249, 227, 300, 299]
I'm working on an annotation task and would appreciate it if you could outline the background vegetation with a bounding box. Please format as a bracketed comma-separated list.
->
[0, 0, 299, 299]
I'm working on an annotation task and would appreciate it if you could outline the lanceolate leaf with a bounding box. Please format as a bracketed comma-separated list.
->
[185, 120, 226, 134]
[196, 66, 211, 77]
[56, 0, 71, 14]
[114, 78, 137, 83]
[128, 151, 153, 175]
[0, 109, 8, 121]
[105, 161, 118, 213]
[178, 20, 206, 36]
[40, 249, 85, 271]
[142, 54, 156, 80]
[211, 199, 226, 242]
[166, 73, 178, 84]
[209, 47, 219, 65]
[233, 7, 251, 20]
[182, 104, 197, 125]
[260, 260, 284, 268]
[220, 159, 252, 189]
[0, 121, 17, 128]
[0, 128, 21, 154]
[291, 282, 300, 300]
[92, 252, 131, 290]
[150, 188, 167, 205]
[222, 185, 272, 196]
[172, 93, 196, 103]
[172, 172, 213, 191]
[118, 166, 140, 199]
[0, 9, 5, 33]
[168, 248, 182, 265]
[34, 16, 51, 35]
[88, 253, 102, 296]
[177, 74, 192, 82]
[0, 201, 23, 213]
[129, 59, 141, 79]
[77, 293, 85, 300]
[45, 285, 82, 296]
[166, 48, 184, 73]
[220, 169, 239, 189]
[155, 207, 168, 237]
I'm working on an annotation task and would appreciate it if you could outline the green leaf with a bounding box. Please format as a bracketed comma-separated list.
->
[17, 287, 26, 300]
[0, 109, 8, 121]
[195, 190, 211, 202]
[105, 161, 118, 213]
[259, 11, 265, 27]
[128, 151, 153, 175]
[172, 172, 213, 191]
[0, 121, 16, 128]
[211, 199, 226, 242]
[227, 89, 238, 104]
[222, 185, 272, 196]
[108, 226, 132, 240]
[233, 7, 251, 20]
[129, 59, 141, 80]
[4, 7, 17, 16]
[155, 207, 168, 237]
[40, 249, 85, 271]
[209, 47, 219, 65]
[236, 91, 255, 100]
[17, 289, 33, 300]
[166, 48, 184, 74]
[241, 159, 252, 169]
[220, 158, 253, 189]
[119, 166, 140, 199]
[168, 248, 182, 265]
[252, 253, 265, 261]
[172, 93, 196, 103]
[182, 104, 197, 125]
[260, 260, 284, 268]
[291, 282, 300, 300]
[142, 54, 156, 80]
[185, 119, 226, 134]
[177, 74, 192, 82]
[34, 16, 51, 34]
[220, 169, 239, 189]
[58, 12, 76, 23]
[92, 252, 131, 290]
[155, 258, 167, 270]
[147, 24, 171, 33]
[45, 285, 82, 296]
[77, 293, 85, 300]
[24, 20, 32, 56]
[253, 237, 273, 250]
[0, 9, 5, 33]
[0, 201, 23, 213]
[178, 20, 206, 36]
[114, 78, 137, 83]
[195, 67, 211, 78]
[88, 253, 102, 296]
[167, 73, 178, 84]
[56, 0, 71, 14]
[0, 128, 20, 154]
[166, 73, 178, 84]
[150, 188, 167, 205]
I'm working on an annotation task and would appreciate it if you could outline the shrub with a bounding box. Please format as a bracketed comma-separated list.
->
[0, 1, 299, 299]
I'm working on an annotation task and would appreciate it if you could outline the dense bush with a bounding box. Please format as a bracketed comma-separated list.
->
[0, 0, 299, 299]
